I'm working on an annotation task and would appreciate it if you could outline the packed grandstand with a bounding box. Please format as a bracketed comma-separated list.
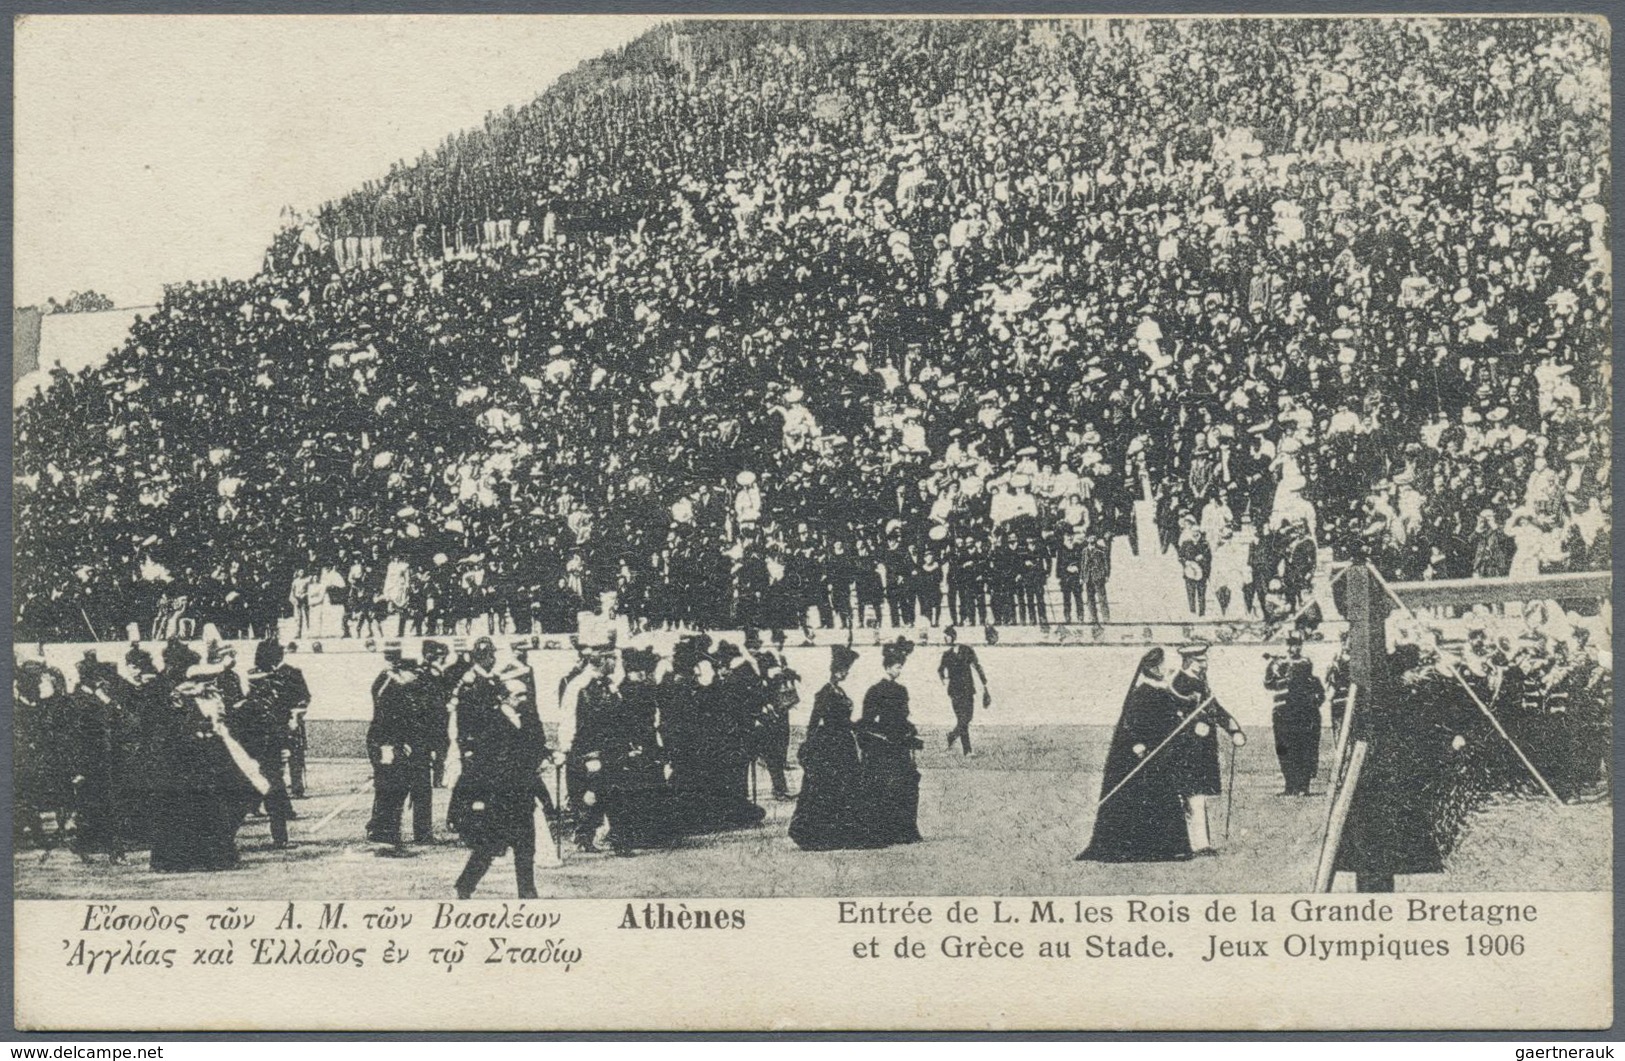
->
[13, 17, 1611, 643]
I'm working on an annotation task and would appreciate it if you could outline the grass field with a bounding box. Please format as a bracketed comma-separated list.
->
[16, 725, 1609, 900]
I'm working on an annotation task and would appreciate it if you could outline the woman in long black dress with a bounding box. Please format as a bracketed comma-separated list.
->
[855, 638, 923, 846]
[1077, 648, 1194, 863]
[789, 645, 876, 851]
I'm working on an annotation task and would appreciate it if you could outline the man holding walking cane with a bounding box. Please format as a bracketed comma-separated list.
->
[1170, 643, 1245, 857]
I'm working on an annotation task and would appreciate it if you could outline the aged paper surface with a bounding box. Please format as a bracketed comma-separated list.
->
[11, 13, 1612, 1031]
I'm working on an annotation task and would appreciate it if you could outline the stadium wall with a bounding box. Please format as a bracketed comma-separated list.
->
[12, 305, 151, 404]
[12, 307, 42, 384]
[36, 637, 1340, 759]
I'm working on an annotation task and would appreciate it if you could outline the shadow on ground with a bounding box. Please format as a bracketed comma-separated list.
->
[16, 726, 1609, 900]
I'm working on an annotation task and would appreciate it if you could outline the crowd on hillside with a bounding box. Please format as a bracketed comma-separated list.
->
[14, 18, 1611, 643]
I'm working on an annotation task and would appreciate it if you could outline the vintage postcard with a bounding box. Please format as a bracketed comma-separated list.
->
[10, 12, 1613, 1031]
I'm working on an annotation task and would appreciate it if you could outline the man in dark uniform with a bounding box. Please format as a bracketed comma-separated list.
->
[14, 653, 73, 849]
[450, 637, 547, 897]
[556, 635, 599, 829]
[1245, 529, 1276, 618]
[853, 540, 885, 628]
[365, 647, 427, 852]
[506, 639, 554, 825]
[278, 643, 312, 797]
[1082, 533, 1113, 625]
[1056, 529, 1085, 624]
[1325, 637, 1352, 737]
[947, 535, 979, 628]
[712, 640, 768, 823]
[794, 540, 833, 631]
[122, 645, 170, 848]
[657, 634, 710, 831]
[612, 646, 673, 846]
[915, 538, 945, 628]
[988, 537, 1018, 625]
[229, 640, 301, 849]
[576, 645, 668, 855]
[1170, 642, 1245, 855]
[1282, 518, 1318, 610]
[718, 638, 773, 804]
[419, 640, 458, 788]
[1019, 535, 1049, 626]
[567, 644, 619, 852]
[826, 539, 856, 630]
[937, 625, 991, 756]
[1264, 630, 1325, 796]
[68, 657, 141, 862]
[1177, 519, 1212, 618]
[735, 547, 770, 633]
[751, 634, 799, 801]
[204, 638, 245, 712]
[883, 527, 916, 629]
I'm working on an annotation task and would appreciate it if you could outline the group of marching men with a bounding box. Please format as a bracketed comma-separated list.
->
[367, 629, 932, 898]
[1447, 622, 1612, 800]
[23, 613, 1603, 894]
[15, 624, 935, 892]
[13, 638, 311, 870]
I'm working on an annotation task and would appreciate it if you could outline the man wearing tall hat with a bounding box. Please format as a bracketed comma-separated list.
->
[1263, 630, 1325, 796]
[937, 625, 990, 757]
[450, 636, 548, 897]
[751, 630, 800, 802]
[658, 633, 713, 831]
[122, 644, 169, 846]
[715, 638, 770, 812]
[1170, 642, 1245, 855]
[573, 644, 660, 855]
[613, 645, 673, 846]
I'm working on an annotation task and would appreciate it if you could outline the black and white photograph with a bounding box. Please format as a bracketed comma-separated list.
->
[12, 13, 1612, 918]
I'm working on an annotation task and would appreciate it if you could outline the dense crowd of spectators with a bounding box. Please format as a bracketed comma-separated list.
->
[14, 18, 1610, 642]
[44, 290, 118, 315]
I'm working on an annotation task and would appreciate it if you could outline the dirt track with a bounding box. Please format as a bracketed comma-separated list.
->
[17, 725, 1607, 901]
